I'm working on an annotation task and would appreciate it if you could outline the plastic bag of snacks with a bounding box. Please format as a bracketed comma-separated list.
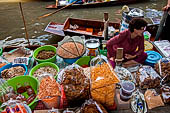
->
[57, 64, 90, 107]
[161, 85, 170, 104]
[144, 89, 164, 109]
[76, 99, 108, 113]
[90, 55, 120, 109]
[155, 57, 170, 83]
[1, 99, 31, 113]
[136, 65, 161, 89]
[37, 74, 62, 109]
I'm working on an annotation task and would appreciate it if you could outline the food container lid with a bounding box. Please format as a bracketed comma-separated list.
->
[85, 39, 100, 49]
[121, 81, 135, 93]
[145, 51, 162, 64]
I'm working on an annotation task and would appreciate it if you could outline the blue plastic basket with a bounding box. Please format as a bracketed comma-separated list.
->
[0, 63, 28, 77]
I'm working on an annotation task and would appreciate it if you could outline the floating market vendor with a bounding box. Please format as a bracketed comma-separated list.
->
[106, 18, 148, 68]
[162, 0, 170, 41]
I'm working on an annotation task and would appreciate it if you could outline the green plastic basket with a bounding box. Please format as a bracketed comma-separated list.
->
[75, 56, 94, 67]
[33, 45, 57, 64]
[6, 76, 39, 110]
[29, 62, 60, 79]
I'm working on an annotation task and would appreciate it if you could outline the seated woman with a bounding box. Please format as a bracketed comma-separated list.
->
[106, 18, 148, 68]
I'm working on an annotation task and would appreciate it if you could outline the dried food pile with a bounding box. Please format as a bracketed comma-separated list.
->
[33, 66, 58, 78]
[57, 42, 84, 58]
[36, 50, 56, 60]
[136, 66, 161, 89]
[58, 65, 89, 106]
[1, 66, 25, 79]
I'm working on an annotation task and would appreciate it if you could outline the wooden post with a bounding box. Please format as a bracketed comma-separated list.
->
[19, 2, 30, 47]
[103, 12, 109, 40]
[115, 48, 124, 66]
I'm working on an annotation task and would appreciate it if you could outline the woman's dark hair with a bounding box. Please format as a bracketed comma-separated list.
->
[128, 18, 148, 32]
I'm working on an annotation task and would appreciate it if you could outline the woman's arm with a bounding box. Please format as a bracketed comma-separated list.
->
[163, 0, 170, 11]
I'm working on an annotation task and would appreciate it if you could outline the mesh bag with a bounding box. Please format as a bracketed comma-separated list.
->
[90, 55, 120, 109]
[56, 36, 86, 59]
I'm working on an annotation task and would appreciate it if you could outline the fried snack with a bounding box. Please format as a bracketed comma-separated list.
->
[136, 66, 161, 89]
[91, 62, 119, 108]
[62, 67, 89, 103]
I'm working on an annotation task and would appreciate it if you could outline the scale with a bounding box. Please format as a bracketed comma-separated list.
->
[85, 39, 100, 57]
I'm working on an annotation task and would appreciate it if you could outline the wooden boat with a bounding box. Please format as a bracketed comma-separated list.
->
[46, 0, 142, 9]
[45, 17, 120, 40]
[2, 17, 167, 57]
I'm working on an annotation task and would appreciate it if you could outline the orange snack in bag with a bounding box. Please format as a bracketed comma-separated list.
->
[38, 76, 61, 109]
[91, 62, 119, 109]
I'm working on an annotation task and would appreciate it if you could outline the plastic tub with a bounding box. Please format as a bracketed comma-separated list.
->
[0, 63, 28, 77]
[75, 56, 95, 68]
[29, 62, 59, 79]
[33, 45, 57, 64]
[121, 81, 135, 96]
[5, 76, 39, 110]
[120, 88, 132, 101]
[63, 56, 81, 64]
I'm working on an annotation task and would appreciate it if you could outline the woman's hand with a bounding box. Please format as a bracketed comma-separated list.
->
[162, 4, 170, 11]
[109, 57, 115, 61]
[125, 54, 136, 60]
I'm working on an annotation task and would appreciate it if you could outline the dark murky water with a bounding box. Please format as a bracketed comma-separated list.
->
[0, 0, 167, 47]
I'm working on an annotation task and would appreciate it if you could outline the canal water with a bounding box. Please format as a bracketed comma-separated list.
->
[0, 0, 167, 47]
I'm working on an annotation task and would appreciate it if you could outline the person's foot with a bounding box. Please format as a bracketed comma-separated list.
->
[122, 60, 139, 68]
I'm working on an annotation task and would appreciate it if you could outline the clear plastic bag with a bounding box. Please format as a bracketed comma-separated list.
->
[1, 99, 31, 113]
[37, 74, 61, 109]
[144, 89, 164, 109]
[154, 57, 170, 83]
[131, 89, 147, 113]
[57, 64, 90, 107]
[161, 85, 170, 104]
[77, 99, 108, 113]
[90, 55, 119, 109]
[136, 65, 161, 89]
